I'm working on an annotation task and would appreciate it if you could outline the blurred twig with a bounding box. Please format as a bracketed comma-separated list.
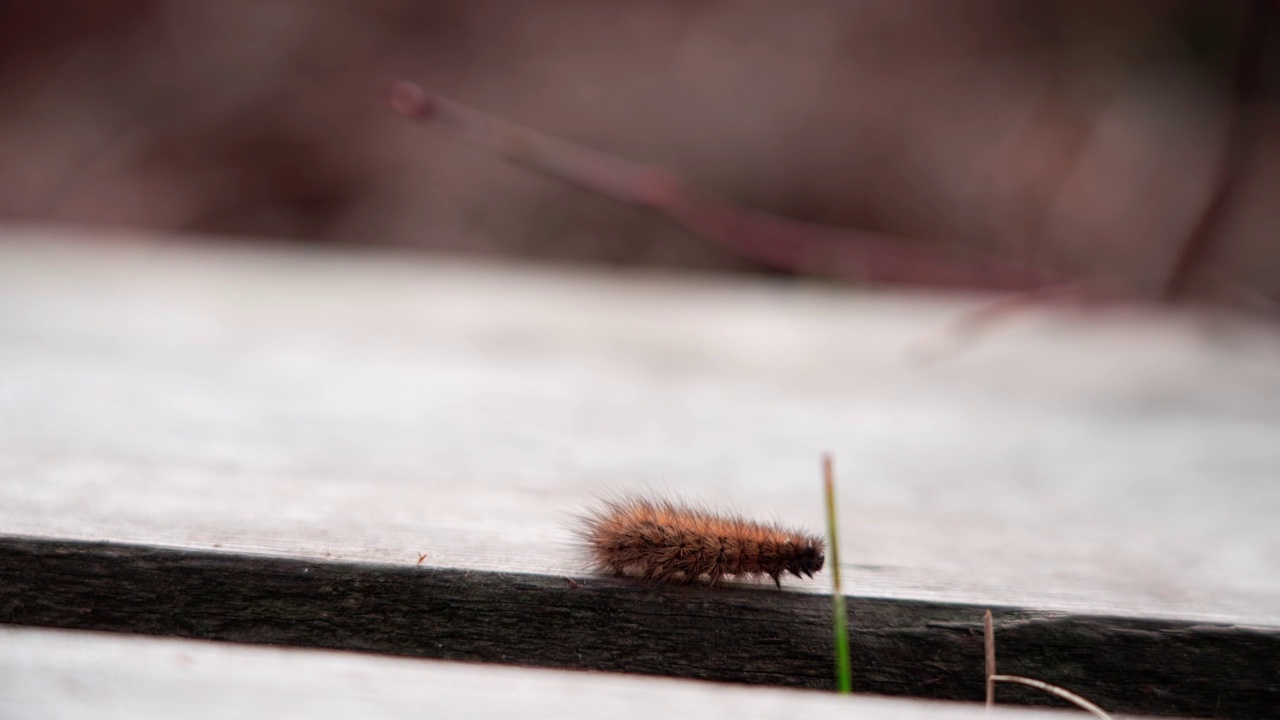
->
[1164, 0, 1278, 300]
[383, 79, 1059, 292]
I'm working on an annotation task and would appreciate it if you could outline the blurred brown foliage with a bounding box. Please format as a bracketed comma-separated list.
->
[1, 1, 1277, 300]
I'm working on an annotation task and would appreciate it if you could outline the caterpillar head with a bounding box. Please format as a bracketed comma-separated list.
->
[794, 539, 826, 578]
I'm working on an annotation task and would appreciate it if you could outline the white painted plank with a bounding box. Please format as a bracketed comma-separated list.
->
[0, 224, 1278, 623]
[0, 626, 1127, 720]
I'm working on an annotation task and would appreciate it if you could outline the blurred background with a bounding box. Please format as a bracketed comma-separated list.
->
[2, 0, 1277, 301]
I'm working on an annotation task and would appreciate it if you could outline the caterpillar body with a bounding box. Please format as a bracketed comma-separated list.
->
[576, 494, 825, 588]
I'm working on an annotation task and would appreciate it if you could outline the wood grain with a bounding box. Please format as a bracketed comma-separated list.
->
[1, 226, 1278, 717]
[3, 536, 1276, 718]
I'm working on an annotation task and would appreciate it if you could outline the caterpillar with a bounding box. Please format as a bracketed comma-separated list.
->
[575, 494, 825, 588]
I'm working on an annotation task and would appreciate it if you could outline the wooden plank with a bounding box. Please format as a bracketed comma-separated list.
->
[5, 536, 1275, 718]
[0, 626, 1126, 720]
[0, 225, 1278, 718]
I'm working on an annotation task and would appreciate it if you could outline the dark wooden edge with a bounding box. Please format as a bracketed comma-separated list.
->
[1, 537, 1275, 719]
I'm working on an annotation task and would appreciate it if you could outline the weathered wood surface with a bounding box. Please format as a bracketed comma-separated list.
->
[5, 536, 1276, 719]
[1, 225, 1278, 718]
[1, 626, 1135, 720]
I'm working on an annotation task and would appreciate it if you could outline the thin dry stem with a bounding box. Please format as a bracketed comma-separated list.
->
[985, 608, 1112, 718]
[984, 609, 995, 708]
[990, 675, 1114, 719]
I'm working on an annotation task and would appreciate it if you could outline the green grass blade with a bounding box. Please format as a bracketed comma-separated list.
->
[823, 454, 852, 694]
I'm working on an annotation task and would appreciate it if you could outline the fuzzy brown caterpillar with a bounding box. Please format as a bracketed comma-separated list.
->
[576, 494, 825, 588]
